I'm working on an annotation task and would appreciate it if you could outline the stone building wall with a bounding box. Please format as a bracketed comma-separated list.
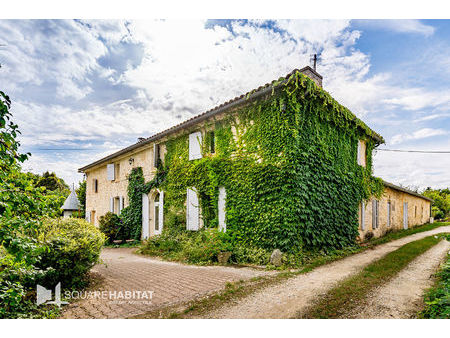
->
[358, 185, 431, 240]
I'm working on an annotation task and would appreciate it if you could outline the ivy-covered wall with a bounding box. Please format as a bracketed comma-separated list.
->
[133, 71, 384, 253]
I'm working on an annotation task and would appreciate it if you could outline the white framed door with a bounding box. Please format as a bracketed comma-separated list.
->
[142, 193, 149, 239]
[403, 202, 408, 229]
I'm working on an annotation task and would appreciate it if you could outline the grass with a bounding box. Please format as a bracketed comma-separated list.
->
[419, 235, 450, 319]
[131, 222, 449, 319]
[364, 222, 449, 247]
[299, 234, 446, 318]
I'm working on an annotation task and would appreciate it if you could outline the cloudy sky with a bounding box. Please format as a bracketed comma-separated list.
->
[0, 19, 449, 190]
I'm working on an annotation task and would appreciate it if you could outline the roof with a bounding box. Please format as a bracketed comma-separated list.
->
[79, 66, 383, 172]
[62, 189, 80, 211]
[383, 180, 433, 202]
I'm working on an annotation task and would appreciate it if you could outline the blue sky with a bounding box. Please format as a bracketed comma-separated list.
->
[0, 19, 449, 189]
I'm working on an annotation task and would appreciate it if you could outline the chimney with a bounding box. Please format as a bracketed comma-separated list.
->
[299, 66, 323, 88]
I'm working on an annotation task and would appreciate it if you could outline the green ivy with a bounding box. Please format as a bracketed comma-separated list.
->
[124, 71, 384, 253]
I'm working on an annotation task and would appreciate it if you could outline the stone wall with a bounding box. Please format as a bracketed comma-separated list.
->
[358, 185, 431, 240]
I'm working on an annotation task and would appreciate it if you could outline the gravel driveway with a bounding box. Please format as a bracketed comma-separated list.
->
[61, 248, 269, 319]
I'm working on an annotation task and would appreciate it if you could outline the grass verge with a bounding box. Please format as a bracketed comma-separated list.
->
[299, 234, 445, 318]
[419, 235, 450, 319]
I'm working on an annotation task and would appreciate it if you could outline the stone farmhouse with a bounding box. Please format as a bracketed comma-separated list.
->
[79, 66, 432, 249]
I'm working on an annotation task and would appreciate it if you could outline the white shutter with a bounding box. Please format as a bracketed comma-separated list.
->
[218, 187, 226, 232]
[107, 164, 115, 181]
[360, 202, 365, 231]
[119, 196, 124, 214]
[387, 202, 391, 227]
[159, 191, 164, 232]
[86, 212, 91, 223]
[189, 132, 202, 160]
[357, 140, 361, 165]
[110, 197, 114, 213]
[186, 188, 199, 230]
[142, 194, 149, 239]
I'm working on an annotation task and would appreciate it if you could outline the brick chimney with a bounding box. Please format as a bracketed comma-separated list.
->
[299, 66, 323, 88]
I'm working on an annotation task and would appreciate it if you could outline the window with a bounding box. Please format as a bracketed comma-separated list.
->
[189, 132, 202, 160]
[208, 131, 215, 154]
[115, 163, 120, 181]
[387, 201, 391, 227]
[154, 193, 160, 231]
[372, 200, 379, 229]
[357, 140, 366, 167]
[110, 196, 124, 215]
[415, 206, 417, 217]
[93, 179, 98, 193]
[360, 202, 365, 230]
[107, 163, 115, 181]
[153, 144, 161, 167]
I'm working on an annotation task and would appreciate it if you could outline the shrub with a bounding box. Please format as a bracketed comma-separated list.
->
[35, 218, 105, 288]
[99, 212, 123, 243]
[364, 231, 374, 241]
[139, 228, 234, 264]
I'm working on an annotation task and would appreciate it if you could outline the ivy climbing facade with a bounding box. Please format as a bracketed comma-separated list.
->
[79, 66, 432, 253]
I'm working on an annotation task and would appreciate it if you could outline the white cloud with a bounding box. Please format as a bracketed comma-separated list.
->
[1, 19, 449, 189]
[353, 19, 435, 36]
[391, 128, 448, 145]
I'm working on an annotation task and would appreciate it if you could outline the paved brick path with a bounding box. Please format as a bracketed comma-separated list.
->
[61, 248, 268, 318]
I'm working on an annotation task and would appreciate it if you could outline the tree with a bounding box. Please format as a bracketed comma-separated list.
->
[76, 180, 86, 218]
[36, 171, 70, 194]
[423, 187, 450, 220]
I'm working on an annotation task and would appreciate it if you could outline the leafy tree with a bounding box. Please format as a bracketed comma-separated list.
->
[423, 187, 450, 220]
[35, 171, 70, 194]
[76, 180, 86, 218]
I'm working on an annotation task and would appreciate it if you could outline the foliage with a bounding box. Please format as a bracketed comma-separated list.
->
[156, 71, 384, 254]
[34, 217, 105, 288]
[0, 91, 29, 175]
[35, 171, 70, 194]
[139, 228, 233, 264]
[0, 90, 99, 318]
[420, 235, 450, 319]
[423, 187, 450, 220]
[99, 212, 124, 243]
[76, 180, 86, 218]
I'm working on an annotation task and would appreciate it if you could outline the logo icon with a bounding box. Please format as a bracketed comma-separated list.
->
[36, 282, 68, 307]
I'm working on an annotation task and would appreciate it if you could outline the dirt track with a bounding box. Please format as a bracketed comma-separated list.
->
[197, 226, 450, 319]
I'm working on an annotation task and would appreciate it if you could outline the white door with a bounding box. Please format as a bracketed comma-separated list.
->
[186, 188, 199, 230]
[403, 202, 408, 229]
[142, 193, 149, 239]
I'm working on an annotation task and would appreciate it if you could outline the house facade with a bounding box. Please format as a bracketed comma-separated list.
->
[79, 66, 431, 250]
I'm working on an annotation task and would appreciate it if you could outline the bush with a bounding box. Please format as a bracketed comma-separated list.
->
[35, 218, 105, 288]
[99, 212, 124, 243]
[139, 228, 233, 264]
